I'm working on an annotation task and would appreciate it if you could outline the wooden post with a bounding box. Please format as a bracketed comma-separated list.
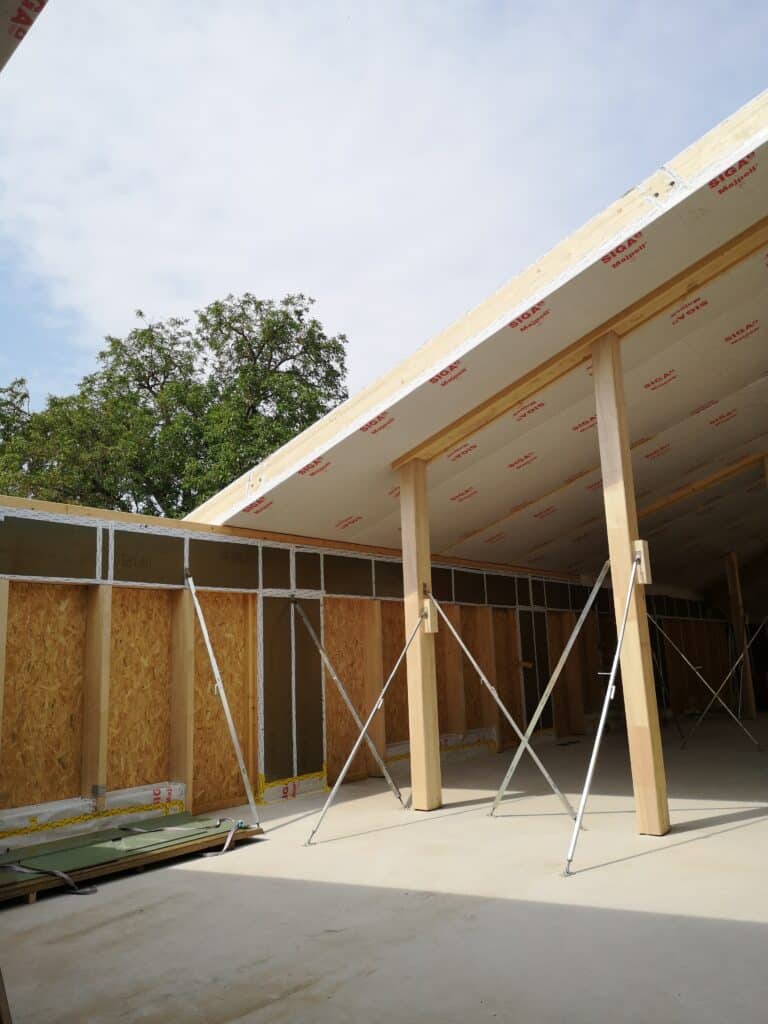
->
[593, 334, 669, 836]
[170, 588, 196, 810]
[725, 552, 757, 720]
[82, 584, 112, 810]
[399, 459, 442, 810]
[0, 580, 8, 767]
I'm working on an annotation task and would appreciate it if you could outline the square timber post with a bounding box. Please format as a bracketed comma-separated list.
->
[399, 458, 442, 810]
[593, 334, 670, 836]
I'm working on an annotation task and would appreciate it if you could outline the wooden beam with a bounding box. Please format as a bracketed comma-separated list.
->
[400, 459, 442, 810]
[491, 448, 766, 569]
[0, 580, 8, 769]
[82, 584, 112, 810]
[639, 452, 767, 519]
[170, 588, 196, 810]
[392, 215, 768, 469]
[725, 552, 757, 720]
[593, 334, 669, 837]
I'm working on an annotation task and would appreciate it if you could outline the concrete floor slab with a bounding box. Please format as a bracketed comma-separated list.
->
[2, 718, 768, 1023]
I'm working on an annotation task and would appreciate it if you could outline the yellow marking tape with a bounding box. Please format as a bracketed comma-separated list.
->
[0, 800, 185, 840]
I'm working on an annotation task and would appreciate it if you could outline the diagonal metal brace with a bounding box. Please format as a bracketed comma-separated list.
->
[680, 615, 767, 749]
[293, 600, 404, 808]
[305, 611, 426, 845]
[648, 615, 761, 750]
[490, 560, 610, 816]
[430, 594, 576, 820]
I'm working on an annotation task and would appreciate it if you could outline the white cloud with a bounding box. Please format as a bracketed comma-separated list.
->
[0, 0, 765, 397]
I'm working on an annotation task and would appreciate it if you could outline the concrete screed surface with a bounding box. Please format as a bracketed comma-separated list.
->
[2, 718, 768, 1023]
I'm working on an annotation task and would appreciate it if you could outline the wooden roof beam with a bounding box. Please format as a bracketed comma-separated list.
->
[391, 215, 768, 471]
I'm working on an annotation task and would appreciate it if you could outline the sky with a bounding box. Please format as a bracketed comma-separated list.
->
[0, 1, 766, 408]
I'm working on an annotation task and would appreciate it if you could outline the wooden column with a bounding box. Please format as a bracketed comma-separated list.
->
[593, 334, 669, 836]
[170, 588, 196, 809]
[725, 552, 757, 720]
[0, 580, 8, 766]
[82, 584, 112, 810]
[399, 458, 442, 810]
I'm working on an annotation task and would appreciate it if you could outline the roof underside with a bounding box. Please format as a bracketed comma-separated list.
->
[189, 93, 768, 596]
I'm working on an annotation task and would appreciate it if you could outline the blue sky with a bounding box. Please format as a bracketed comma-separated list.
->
[0, 1, 766, 408]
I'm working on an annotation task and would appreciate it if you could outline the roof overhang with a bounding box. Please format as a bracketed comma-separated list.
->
[188, 92, 768, 592]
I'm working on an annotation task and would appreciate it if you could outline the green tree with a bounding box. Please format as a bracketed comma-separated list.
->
[0, 293, 348, 516]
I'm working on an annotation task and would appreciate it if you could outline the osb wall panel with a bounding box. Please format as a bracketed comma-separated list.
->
[460, 605, 497, 740]
[194, 591, 252, 812]
[547, 611, 585, 738]
[435, 603, 466, 736]
[580, 612, 602, 714]
[381, 600, 408, 744]
[662, 619, 732, 714]
[323, 597, 381, 784]
[493, 609, 524, 750]
[0, 582, 87, 809]
[108, 588, 172, 791]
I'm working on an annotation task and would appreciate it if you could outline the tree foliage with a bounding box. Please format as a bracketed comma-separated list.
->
[0, 293, 348, 517]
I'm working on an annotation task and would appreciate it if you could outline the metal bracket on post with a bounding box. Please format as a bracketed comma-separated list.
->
[304, 611, 426, 846]
[293, 599, 405, 808]
[186, 574, 261, 827]
[632, 539, 652, 584]
[430, 593, 576, 820]
[490, 560, 610, 816]
[563, 555, 641, 876]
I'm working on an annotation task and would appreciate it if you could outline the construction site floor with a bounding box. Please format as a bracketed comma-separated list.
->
[2, 717, 768, 1023]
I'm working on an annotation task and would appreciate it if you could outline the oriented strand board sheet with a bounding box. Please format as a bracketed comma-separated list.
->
[193, 591, 252, 811]
[661, 618, 732, 713]
[459, 605, 498, 742]
[580, 612, 602, 714]
[435, 603, 466, 735]
[547, 611, 586, 738]
[381, 600, 408, 744]
[323, 597, 382, 784]
[0, 583, 87, 809]
[107, 588, 172, 791]
[493, 608, 525, 749]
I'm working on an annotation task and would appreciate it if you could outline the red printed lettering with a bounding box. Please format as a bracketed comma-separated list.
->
[509, 302, 551, 333]
[447, 442, 478, 462]
[601, 232, 646, 269]
[643, 369, 678, 392]
[708, 152, 758, 195]
[508, 451, 537, 470]
[724, 319, 759, 345]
